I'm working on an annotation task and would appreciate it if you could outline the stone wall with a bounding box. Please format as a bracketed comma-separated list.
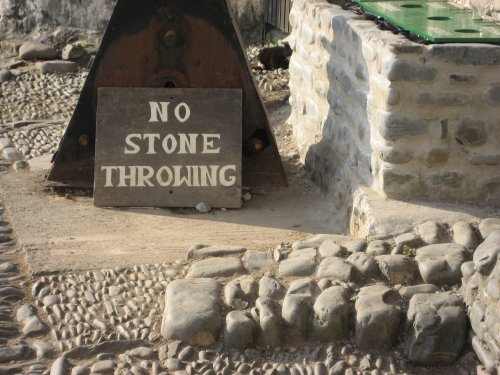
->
[0, 0, 264, 44]
[462, 223, 500, 375]
[288, 0, 500, 209]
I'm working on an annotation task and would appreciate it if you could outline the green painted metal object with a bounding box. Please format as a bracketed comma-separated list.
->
[354, 0, 500, 42]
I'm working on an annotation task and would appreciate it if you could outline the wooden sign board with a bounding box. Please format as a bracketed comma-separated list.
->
[94, 88, 242, 208]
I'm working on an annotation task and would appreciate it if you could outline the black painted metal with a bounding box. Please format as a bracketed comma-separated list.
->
[46, 0, 286, 190]
[264, 0, 291, 33]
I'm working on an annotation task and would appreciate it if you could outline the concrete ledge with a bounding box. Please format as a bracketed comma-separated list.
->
[350, 187, 500, 238]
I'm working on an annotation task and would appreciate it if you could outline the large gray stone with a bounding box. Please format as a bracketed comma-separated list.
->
[376, 255, 418, 285]
[318, 240, 347, 258]
[161, 279, 222, 346]
[0, 70, 13, 83]
[404, 292, 466, 364]
[355, 285, 402, 350]
[347, 252, 380, 278]
[36, 61, 78, 74]
[258, 276, 283, 299]
[317, 257, 357, 281]
[479, 218, 500, 239]
[224, 310, 257, 349]
[19, 41, 57, 60]
[186, 257, 243, 278]
[279, 253, 316, 277]
[50, 356, 70, 375]
[429, 44, 500, 66]
[0, 345, 32, 362]
[282, 279, 319, 341]
[415, 221, 447, 244]
[244, 250, 274, 272]
[455, 119, 487, 147]
[473, 230, 500, 276]
[224, 275, 256, 308]
[366, 240, 390, 256]
[452, 221, 478, 250]
[62, 43, 87, 60]
[386, 60, 437, 82]
[253, 297, 282, 346]
[415, 243, 467, 285]
[311, 286, 349, 341]
[187, 245, 246, 259]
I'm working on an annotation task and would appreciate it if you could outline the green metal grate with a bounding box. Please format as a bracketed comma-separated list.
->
[354, 0, 500, 43]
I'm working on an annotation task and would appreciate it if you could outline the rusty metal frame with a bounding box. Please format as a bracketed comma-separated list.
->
[46, 0, 286, 190]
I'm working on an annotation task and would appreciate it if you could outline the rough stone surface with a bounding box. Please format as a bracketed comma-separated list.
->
[161, 279, 222, 346]
[224, 310, 257, 348]
[37, 61, 79, 74]
[188, 245, 247, 259]
[19, 41, 57, 60]
[0, 70, 13, 83]
[479, 218, 500, 239]
[186, 257, 244, 278]
[311, 286, 349, 341]
[244, 250, 274, 272]
[355, 285, 402, 350]
[279, 253, 317, 277]
[376, 255, 418, 285]
[347, 252, 380, 278]
[282, 279, 319, 341]
[452, 221, 478, 250]
[416, 243, 467, 285]
[317, 257, 357, 281]
[473, 230, 500, 276]
[404, 292, 466, 364]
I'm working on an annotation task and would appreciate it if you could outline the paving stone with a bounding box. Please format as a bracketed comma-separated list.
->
[244, 250, 274, 272]
[0, 345, 32, 362]
[36, 61, 79, 74]
[50, 356, 69, 375]
[428, 44, 500, 66]
[311, 286, 349, 341]
[404, 292, 466, 364]
[258, 275, 283, 299]
[72, 365, 90, 375]
[0, 70, 12, 83]
[415, 221, 447, 245]
[473, 230, 500, 276]
[224, 275, 256, 308]
[161, 279, 222, 346]
[398, 284, 440, 299]
[415, 243, 467, 285]
[479, 218, 500, 239]
[23, 315, 48, 335]
[90, 359, 115, 373]
[375, 255, 418, 285]
[279, 253, 317, 277]
[365, 240, 390, 257]
[394, 233, 422, 248]
[127, 347, 156, 359]
[224, 311, 257, 349]
[344, 239, 366, 253]
[187, 245, 247, 259]
[317, 257, 357, 282]
[186, 257, 244, 278]
[62, 44, 87, 60]
[253, 297, 282, 346]
[19, 41, 57, 60]
[282, 279, 319, 341]
[355, 285, 402, 350]
[318, 240, 347, 258]
[452, 221, 478, 250]
[347, 253, 380, 278]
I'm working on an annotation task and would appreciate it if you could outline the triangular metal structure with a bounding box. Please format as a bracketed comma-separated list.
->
[46, 0, 286, 190]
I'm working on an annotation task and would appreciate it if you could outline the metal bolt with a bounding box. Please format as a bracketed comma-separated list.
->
[163, 30, 178, 48]
[79, 135, 90, 147]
